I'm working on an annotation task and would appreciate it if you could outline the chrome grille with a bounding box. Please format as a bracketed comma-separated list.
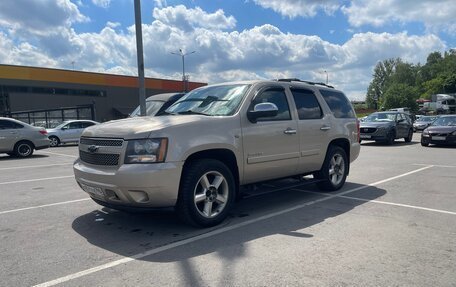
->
[79, 150, 119, 166]
[80, 137, 123, 147]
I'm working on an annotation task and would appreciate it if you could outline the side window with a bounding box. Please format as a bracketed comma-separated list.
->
[319, 90, 355, 118]
[81, 122, 95, 128]
[290, 89, 322, 120]
[397, 114, 404, 122]
[250, 88, 291, 121]
[68, 122, 82, 129]
[0, 120, 23, 129]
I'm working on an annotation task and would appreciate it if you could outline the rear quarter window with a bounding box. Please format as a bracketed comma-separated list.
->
[319, 90, 355, 118]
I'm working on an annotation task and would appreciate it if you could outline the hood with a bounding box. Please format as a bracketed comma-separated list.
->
[81, 115, 207, 139]
[425, 126, 456, 133]
[360, 121, 394, 128]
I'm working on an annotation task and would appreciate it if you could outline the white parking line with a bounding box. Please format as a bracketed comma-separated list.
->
[413, 163, 456, 168]
[293, 190, 456, 216]
[32, 165, 433, 287]
[0, 163, 73, 171]
[37, 151, 78, 158]
[0, 175, 74, 185]
[0, 198, 91, 215]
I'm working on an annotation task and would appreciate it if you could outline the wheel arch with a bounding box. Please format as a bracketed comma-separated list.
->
[326, 138, 350, 175]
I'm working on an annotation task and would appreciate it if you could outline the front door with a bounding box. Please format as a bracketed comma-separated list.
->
[241, 86, 300, 183]
[0, 119, 21, 151]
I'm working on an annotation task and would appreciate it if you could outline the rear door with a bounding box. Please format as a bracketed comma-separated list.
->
[290, 88, 330, 173]
[241, 86, 300, 183]
[0, 120, 21, 152]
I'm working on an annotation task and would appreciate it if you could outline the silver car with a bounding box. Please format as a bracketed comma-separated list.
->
[47, 120, 99, 147]
[0, 117, 50, 157]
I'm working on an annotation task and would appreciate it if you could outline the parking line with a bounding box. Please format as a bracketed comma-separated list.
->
[0, 175, 74, 185]
[0, 198, 91, 215]
[37, 151, 78, 158]
[413, 163, 456, 168]
[293, 190, 456, 216]
[0, 163, 73, 171]
[32, 165, 433, 287]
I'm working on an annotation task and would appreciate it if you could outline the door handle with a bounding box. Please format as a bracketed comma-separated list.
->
[284, 128, 297, 135]
[320, 125, 331, 131]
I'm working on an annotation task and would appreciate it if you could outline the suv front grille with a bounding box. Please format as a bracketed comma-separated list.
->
[79, 138, 123, 147]
[79, 150, 120, 166]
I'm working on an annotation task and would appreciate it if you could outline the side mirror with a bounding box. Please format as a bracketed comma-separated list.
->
[247, 102, 279, 123]
[397, 118, 405, 123]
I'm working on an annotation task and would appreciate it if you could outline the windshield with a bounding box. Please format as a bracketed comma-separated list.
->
[365, 113, 396, 122]
[166, 84, 250, 116]
[431, 116, 456, 126]
[130, 101, 165, 117]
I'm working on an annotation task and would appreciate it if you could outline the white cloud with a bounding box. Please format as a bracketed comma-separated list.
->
[92, 0, 111, 9]
[106, 21, 121, 29]
[152, 5, 236, 31]
[0, 4, 449, 101]
[154, 0, 167, 8]
[253, 0, 341, 18]
[342, 0, 456, 34]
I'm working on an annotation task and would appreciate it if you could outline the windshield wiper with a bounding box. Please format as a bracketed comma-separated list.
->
[177, 110, 210, 116]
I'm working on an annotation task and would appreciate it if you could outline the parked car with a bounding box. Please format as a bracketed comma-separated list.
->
[413, 116, 438, 132]
[129, 93, 185, 117]
[0, 117, 50, 157]
[74, 79, 360, 227]
[421, 115, 456, 147]
[359, 111, 413, 145]
[47, 120, 99, 147]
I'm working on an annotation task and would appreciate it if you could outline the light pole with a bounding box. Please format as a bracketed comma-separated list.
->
[171, 49, 195, 92]
[324, 70, 328, 84]
[134, 0, 146, 116]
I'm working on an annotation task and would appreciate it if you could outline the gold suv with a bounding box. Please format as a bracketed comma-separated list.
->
[74, 79, 360, 227]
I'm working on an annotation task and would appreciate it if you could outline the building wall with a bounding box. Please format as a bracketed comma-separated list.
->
[0, 65, 206, 122]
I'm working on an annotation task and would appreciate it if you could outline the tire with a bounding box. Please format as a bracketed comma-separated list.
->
[421, 139, 429, 147]
[315, 145, 348, 191]
[14, 141, 34, 158]
[49, 136, 60, 147]
[176, 159, 236, 227]
[404, 129, 413, 143]
[386, 130, 395, 145]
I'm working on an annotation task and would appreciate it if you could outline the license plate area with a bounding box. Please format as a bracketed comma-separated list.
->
[360, 135, 371, 139]
[80, 183, 104, 197]
[432, 136, 446, 141]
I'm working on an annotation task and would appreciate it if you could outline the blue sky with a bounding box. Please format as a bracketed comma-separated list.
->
[0, 0, 455, 100]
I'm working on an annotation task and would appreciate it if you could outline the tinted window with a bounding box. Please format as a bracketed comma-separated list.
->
[251, 88, 291, 121]
[0, 120, 23, 129]
[291, 89, 322, 120]
[81, 122, 95, 128]
[68, 122, 83, 129]
[319, 90, 355, 118]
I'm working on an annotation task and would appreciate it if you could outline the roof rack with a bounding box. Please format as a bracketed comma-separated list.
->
[275, 78, 334, 89]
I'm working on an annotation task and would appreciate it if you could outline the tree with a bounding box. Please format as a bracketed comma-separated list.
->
[382, 83, 418, 112]
[365, 58, 399, 109]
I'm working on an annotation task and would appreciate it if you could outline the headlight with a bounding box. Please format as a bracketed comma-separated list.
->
[124, 138, 168, 164]
[422, 129, 429, 136]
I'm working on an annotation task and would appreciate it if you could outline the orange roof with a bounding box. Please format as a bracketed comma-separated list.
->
[0, 64, 206, 91]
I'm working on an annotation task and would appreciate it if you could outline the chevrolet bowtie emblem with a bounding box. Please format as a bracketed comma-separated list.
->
[88, 145, 99, 153]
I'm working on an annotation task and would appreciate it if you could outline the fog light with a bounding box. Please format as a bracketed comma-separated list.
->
[128, 190, 149, 203]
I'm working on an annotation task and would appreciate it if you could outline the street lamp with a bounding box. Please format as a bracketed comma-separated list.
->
[324, 70, 328, 84]
[171, 49, 196, 92]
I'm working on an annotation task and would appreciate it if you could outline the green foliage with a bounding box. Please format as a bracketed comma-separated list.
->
[365, 50, 456, 111]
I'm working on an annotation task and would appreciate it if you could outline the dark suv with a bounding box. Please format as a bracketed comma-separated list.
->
[359, 111, 413, 145]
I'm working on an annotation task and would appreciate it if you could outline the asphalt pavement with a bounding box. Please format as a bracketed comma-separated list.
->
[0, 134, 455, 287]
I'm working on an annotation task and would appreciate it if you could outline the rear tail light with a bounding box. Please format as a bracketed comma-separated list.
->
[39, 129, 48, 135]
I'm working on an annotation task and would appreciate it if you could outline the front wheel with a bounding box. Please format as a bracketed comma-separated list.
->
[421, 139, 429, 147]
[176, 159, 236, 227]
[386, 130, 395, 145]
[315, 146, 348, 191]
[49, 136, 60, 147]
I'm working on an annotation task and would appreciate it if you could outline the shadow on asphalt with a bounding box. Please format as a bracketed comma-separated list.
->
[72, 179, 386, 282]
[0, 154, 49, 161]
[360, 140, 419, 147]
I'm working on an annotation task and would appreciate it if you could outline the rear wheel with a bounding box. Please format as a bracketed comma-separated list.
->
[315, 145, 348, 191]
[14, 141, 34, 158]
[49, 136, 60, 147]
[404, 129, 413, 143]
[176, 159, 235, 227]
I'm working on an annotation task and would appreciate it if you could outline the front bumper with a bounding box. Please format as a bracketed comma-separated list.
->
[421, 134, 456, 145]
[73, 159, 184, 208]
[359, 130, 389, 141]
